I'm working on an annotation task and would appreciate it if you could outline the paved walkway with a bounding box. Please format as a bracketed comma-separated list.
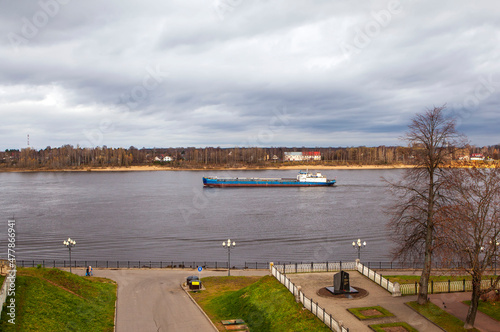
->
[287, 271, 443, 332]
[67, 268, 269, 332]
[430, 292, 500, 332]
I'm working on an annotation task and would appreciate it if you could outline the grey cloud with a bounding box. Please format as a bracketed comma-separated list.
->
[0, 0, 499, 149]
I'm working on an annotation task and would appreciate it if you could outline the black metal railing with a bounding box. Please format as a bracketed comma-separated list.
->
[16, 260, 271, 270]
[13, 260, 466, 270]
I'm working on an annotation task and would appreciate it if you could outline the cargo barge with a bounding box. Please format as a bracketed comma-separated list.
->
[202, 170, 336, 187]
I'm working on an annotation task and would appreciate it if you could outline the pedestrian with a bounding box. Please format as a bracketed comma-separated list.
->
[89, 265, 93, 276]
[85, 266, 89, 276]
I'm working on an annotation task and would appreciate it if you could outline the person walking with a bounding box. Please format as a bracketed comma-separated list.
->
[89, 266, 93, 276]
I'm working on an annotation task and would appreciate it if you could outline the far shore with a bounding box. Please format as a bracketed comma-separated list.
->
[0, 164, 417, 173]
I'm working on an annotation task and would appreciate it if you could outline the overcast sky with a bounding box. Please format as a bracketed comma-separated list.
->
[1, 0, 499, 150]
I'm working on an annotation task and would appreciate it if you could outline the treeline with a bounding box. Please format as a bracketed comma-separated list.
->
[1, 144, 499, 169]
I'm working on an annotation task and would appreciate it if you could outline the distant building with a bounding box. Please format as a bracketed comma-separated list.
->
[470, 153, 485, 161]
[154, 155, 173, 162]
[284, 151, 321, 161]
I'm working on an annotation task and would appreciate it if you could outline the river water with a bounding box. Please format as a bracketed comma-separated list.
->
[0, 169, 404, 264]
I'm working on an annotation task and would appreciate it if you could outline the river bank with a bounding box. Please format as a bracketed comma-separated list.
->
[0, 164, 416, 172]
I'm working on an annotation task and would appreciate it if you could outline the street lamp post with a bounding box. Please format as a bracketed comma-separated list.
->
[63, 238, 76, 273]
[352, 238, 366, 260]
[222, 239, 235, 276]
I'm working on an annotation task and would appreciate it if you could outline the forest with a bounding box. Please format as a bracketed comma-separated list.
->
[0, 144, 499, 170]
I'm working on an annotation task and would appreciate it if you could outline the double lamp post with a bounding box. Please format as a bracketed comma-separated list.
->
[352, 238, 366, 260]
[222, 238, 235, 276]
[63, 237, 76, 273]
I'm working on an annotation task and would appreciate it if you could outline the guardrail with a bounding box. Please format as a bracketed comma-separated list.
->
[271, 265, 348, 332]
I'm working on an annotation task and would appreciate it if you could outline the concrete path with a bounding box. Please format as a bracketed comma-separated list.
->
[287, 271, 443, 332]
[430, 292, 500, 332]
[69, 268, 269, 332]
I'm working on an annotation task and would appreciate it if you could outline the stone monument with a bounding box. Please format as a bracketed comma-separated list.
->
[326, 271, 358, 295]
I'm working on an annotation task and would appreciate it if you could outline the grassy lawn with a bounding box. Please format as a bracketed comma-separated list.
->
[385, 275, 496, 284]
[407, 301, 480, 332]
[191, 275, 331, 332]
[369, 322, 418, 332]
[347, 306, 394, 320]
[463, 300, 500, 321]
[0, 267, 116, 331]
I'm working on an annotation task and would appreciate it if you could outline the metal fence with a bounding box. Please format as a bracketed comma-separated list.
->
[16, 260, 270, 270]
[400, 278, 500, 295]
[14, 260, 450, 270]
[271, 265, 349, 332]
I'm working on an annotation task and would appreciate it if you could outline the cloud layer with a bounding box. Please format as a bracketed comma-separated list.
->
[1, 0, 499, 149]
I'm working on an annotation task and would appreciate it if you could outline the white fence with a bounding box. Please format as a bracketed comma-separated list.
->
[271, 265, 349, 332]
[0, 276, 9, 313]
[0, 262, 14, 315]
[356, 262, 399, 296]
[400, 278, 500, 295]
[274, 261, 357, 274]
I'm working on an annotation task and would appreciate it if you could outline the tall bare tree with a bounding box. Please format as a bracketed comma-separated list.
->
[439, 167, 500, 328]
[388, 106, 463, 304]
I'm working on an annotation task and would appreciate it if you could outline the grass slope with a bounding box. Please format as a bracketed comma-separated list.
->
[0, 268, 116, 331]
[193, 275, 331, 332]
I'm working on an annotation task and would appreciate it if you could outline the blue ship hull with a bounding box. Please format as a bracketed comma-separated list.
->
[202, 177, 336, 187]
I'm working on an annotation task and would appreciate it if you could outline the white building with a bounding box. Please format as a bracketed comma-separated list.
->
[470, 153, 485, 161]
[284, 151, 321, 161]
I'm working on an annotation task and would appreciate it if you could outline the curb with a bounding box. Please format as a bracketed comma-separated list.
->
[113, 282, 118, 332]
[181, 284, 219, 331]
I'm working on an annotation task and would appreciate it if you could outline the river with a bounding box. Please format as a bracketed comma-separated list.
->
[0, 169, 404, 264]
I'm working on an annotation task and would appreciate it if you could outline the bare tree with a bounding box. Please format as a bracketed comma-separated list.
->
[439, 167, 500, 328]
[388, 106, 463, 304]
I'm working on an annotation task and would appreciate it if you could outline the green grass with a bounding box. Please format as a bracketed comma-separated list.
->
[463, 300, 500, 321]
[191, 275, 331, 332]
[385, 275, 496, 284]
[407, 301, 480, 332]
[347, 306, 394, 320]
[0, 267, 116, 332]
[369, 322, 418, 332]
